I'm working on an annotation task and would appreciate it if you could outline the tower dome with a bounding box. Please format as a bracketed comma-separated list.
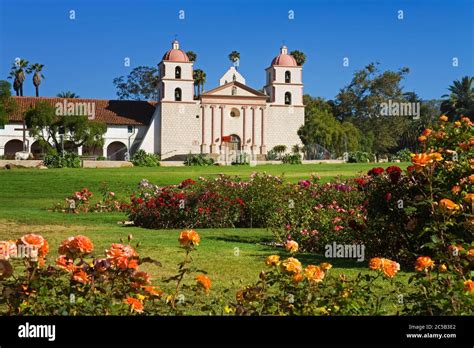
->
[271, 45, 297, 66]
[162, 40, 190, 62]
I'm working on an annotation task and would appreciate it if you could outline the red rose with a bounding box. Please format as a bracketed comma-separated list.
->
[368, 167, 384, 177]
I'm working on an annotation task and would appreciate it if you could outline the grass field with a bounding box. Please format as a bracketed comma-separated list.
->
[0, 162, 410, 313]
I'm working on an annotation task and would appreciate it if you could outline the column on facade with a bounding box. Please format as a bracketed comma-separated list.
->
[200, 105, 208, 154]
[260, 107, 266, 154]
[219, 105, 225, 152]
[241, 106, 247, 151]
[251, 107, 257, 155]
[210, 105, 217, 154]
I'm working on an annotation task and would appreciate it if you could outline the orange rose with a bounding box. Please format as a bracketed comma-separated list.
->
[320, 262, 332, 271]
[285, 240, 299, 253]
[369, 257, 383, 270]
[72, 268, 90, 284]
[418, 135, 427, 142]
[448, 244, 464, 256]
[20, 234, 48, 258]
[142, 285, 163, 297]
[439, 198, 460, 212]
[56, 255, 75, 272]
[438, 264, 447, 273]
[304, 265, 325, 283]
[422, 129, 432, 136]
[133, 271, 151, 285]
[415, 256, 435, 272]
[451, 185, 461, 194]
[467, 249, 474, 259]
[411, 153, 433, 167]
[106, 243, 138, 267]
[292, 272, 305, 283]
[178, 230, 201, 248]
[439, 115, 448, 122]
[381, 259, 400, 278]
[58, 235, 94, 258]
[369, 257, 399, 278]
[196, 274, 211, 292]
[469, 175, 474, 183]
[463, 193, 474, 203]
[429, 152, 443, 162]
[266, 255, 280, 266]
[281, 257, 302, 274]
[124, 297, 144, 313]
[454, 121, 461, 127]
[464, 280, 474, 293]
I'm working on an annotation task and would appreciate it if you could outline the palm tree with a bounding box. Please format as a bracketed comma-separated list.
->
[440, 76, 474, 119]
[186, 51, 197, 62]
[8, 71, 21, 96]
[57, 91, 80, 98]
[8, 59, 29, 96]
[26, 63, 45, 97]
[193, 69, 206, 96]
[228, 51, 240, 67]
[290, 50, 306, 66]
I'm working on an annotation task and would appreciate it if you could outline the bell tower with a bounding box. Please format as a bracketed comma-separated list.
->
[264, 45, 303, 106]
[157, 40, 194, 102]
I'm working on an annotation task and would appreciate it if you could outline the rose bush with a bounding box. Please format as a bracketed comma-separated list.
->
[0, 231, 212, 315]
[361, 116, 473, 262]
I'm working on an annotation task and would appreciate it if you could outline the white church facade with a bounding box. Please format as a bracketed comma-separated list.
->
[0, 41, 304, 161]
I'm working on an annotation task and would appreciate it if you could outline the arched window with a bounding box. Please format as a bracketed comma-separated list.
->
[285, 71, 291, 83]
[175, 66, 181, 79]
[175, 88, 182, 101]
[284, 92, 292, 105]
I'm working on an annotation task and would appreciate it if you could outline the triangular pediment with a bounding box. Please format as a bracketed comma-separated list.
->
[201, 81, 266, 98]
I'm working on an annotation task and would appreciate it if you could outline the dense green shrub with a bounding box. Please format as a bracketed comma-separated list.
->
[281, 153, 302, 164]
[265, 149, 277, 161]
[392, 148, 412, 162]
[43, 151, 81, 168]
[184, 153, 214, 166]
[131, 150, 160, 167]
[347, 151, 373, 163]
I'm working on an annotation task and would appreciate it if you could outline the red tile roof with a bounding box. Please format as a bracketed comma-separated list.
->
[9, 97, 157, 126]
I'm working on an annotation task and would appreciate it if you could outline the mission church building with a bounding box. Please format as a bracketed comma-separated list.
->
[0, 41, 304, 161]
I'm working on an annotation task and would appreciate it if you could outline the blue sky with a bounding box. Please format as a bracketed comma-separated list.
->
[0, 0, 472, 101]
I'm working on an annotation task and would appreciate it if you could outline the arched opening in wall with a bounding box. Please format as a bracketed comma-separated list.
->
[175, 88, 182, 101]
[64, 141, 79, 154]
[31, 141, 51, 159]
[284, 92, 292, 105]
[4, 139, 23, 159]
[82, 144, 103, 158]
[175, 66, 181, 79]
[230, 108, 240, 117]
[285, 71, 291, 83]
[107, 142, 127, 161]
[228, 134, 241, 151]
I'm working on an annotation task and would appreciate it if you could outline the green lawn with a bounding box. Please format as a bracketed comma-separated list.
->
[0, 163, 410, 313]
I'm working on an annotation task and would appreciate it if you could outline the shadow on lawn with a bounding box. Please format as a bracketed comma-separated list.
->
[206, 234, 274, 245]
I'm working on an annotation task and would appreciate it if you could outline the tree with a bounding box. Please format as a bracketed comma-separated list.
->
[333, 62, 410, 155]
[26, 63, 45, 97]
[0, 80, 17, 127]
[228, 51, 240, 66]
[298, 95, 361, 158]
[440, 76, 474, 120]
[290, 50, 306, 66]
[186, 51, 197, 62]
[8, 59, 29, 96]
[25, 101, 106, 154]
[193, 69, 206, 96]
[57, 91, 80, 98]
[113, 66, 159, 100]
